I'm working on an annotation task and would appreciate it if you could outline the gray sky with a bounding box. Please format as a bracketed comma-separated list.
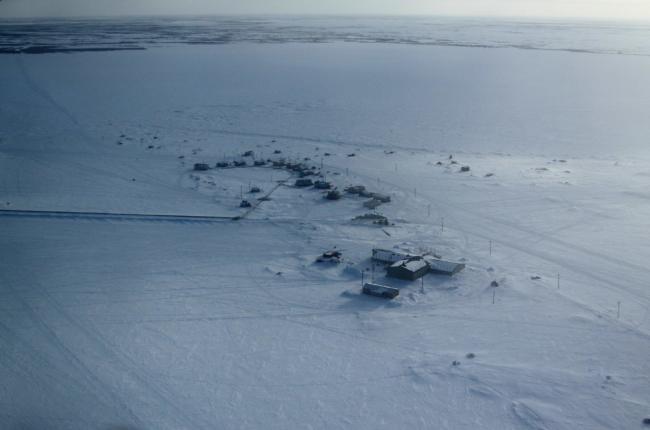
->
[1, 0, 649, 20]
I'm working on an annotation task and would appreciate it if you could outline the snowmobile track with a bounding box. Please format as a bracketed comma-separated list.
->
[0, 209, 235, 223]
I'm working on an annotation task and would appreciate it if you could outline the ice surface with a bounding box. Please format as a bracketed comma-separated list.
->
[2, 16, 650, 56]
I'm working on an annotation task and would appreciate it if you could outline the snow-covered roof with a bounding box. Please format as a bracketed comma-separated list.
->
[372, 248, 414, 263]
[390, 258, 428, 272]
[424, 257, 465, 275]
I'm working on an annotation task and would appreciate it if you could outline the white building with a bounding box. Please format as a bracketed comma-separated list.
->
[372, 248, 416, 264]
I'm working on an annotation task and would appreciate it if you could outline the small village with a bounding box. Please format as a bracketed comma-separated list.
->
[190, 148, 470, 300]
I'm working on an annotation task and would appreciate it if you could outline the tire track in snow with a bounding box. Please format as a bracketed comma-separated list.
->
[0, 278, 145, 427]
[15, 55, 81, 128]
[1, 262, 213, 429]
[0, 209, 235, 223]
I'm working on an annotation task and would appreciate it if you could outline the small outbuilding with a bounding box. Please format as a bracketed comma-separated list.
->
[387, 257, 429, 281]
[316, 250, 341, 263]
[345, 185, 366, 194]
[295, 178, 313, 187]
[363, 198, 382, 209]
[369, 193, 391, 203]
[362, 283, 399, 299]
[290, 164, 307, 172]
[193, 163, 210, 171]
[325, 190, 341, 200]
[354, 214, 389, 224]
[314, 180, 332, 190]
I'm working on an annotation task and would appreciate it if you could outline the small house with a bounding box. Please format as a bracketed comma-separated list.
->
[215, 162, 229, 168]
[362, 283, 399, 299]
[325, 190, 341, 200]
[240, 200, 252, 208]
[193, 163, 210, 171]
[369, 193, 391, 203]
[363, 198, 382, 209]
[355, 214, 389, 224]
[314, 180, 332, 190]
[233, 160, 247, 167]
[316, 250, 341, 263]
[372, 248, 416, 264]
[386, 257, 429, 281]
[345, 185, 366, 194]
[424, 257, 465, 276]
[254, 160, 266, 166]
[295, 178, 313, 187]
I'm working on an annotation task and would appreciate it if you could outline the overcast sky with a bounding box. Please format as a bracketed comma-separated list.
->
[1, 0, 649, 20]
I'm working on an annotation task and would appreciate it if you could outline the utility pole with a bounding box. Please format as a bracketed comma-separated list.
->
[489, 240, 492, 256]
[617, 301, 621, 319]
[557, 273, 560, 289]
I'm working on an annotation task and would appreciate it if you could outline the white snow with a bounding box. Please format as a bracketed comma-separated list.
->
[391, 258, 429, 273]
[1, 25, 650, 430]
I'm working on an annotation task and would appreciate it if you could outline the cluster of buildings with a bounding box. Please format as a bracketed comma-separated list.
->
[362, 248, 465, 299]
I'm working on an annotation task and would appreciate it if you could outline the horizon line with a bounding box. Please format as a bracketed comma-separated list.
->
[1, 12, 650, 24]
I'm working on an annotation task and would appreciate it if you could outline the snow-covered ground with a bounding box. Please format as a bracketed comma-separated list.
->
[1, 31, 650, 429]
